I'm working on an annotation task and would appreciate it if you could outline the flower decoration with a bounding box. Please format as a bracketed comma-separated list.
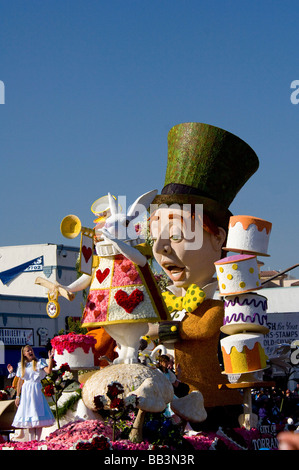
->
[93, 394, 107, 410]
[143, 413, 184, 448]
[72, 433, 112, 451]
[43, 384, 55, 397]
[0, 389, 9, 401]
[107, 381, 124, 399]
[4, 386, 16, 399]
[0, 417, 281, 450]
[114, 289, 144, 313]
[41, 362, 80, 428]
[51, 333, 96, 355]
[60, 363, 71, 373]
[153, 272, 171, 292]
[93, 381, 137, 441]
[62, 371, 74, 381]
[110, 397, 124, 410]
[124, 394, 138, 407]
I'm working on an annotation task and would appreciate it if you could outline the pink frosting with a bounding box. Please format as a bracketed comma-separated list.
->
[51, 333, 96, 355]
[215, 254, 256, 265]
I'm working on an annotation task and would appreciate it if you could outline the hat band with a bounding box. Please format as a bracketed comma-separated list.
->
[161, 183, 211, 199]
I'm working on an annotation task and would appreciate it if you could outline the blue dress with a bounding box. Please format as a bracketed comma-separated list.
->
[12, 359, 55, 429]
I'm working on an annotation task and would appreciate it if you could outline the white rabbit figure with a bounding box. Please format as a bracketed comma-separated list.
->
[58, 190, 170, 364]
[96, 190, 154, 266]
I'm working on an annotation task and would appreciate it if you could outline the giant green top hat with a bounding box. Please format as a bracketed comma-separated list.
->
[153, 122, 259, 228]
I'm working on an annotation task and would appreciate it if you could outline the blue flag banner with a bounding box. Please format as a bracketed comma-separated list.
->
[0, 256, 44, 285]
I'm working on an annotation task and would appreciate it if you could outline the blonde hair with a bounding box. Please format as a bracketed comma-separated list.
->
[21, 345, 37, 378]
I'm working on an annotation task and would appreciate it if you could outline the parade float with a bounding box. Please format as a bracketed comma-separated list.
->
[0, 123, 285, 451]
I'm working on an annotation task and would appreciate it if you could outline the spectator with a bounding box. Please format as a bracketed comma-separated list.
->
[271, 397, 282, 424]
[258, 401, 271, 425]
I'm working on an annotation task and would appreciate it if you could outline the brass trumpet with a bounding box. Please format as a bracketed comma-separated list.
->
[60, 214, 96, 240]
[60, 195, 114, 239]
[60, 214, 82, 239]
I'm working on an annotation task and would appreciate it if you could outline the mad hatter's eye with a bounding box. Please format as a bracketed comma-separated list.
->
[170, 226, 183, 242]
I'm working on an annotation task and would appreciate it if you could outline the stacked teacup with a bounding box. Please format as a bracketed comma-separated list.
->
[214, 216, 272, 383]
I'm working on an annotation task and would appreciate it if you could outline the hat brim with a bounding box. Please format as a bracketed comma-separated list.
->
[223, 247, 270, 257]
[152, 193, 232, 229]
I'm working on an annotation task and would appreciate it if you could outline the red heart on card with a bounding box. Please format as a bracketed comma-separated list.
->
[114, 289, 144, 313]
[96, 268, 110, 284]
[94, 309, 102, 319]
[82, 246, 92, 263]
[121, 264, 131, 273]
[128, 272, 139, 282]
[97, 294, 105, 303]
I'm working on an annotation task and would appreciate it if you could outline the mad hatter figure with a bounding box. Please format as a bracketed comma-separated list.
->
[149, 122, 259, 426]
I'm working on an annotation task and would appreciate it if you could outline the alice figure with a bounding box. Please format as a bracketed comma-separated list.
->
[12, 345, 55, 441]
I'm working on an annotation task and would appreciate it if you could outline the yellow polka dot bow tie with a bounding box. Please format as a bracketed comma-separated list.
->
[162, 284, 206, 313]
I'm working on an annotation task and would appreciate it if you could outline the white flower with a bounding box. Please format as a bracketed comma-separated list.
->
[62, 371, 73, 381]
[124, 394, 138, 407]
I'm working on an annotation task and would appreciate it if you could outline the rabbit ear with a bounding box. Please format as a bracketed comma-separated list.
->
[127, 190, 158, 218]
[108, 193, 118, 216]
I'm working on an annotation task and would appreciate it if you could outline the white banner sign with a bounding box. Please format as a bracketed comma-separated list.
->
[0, 328, 34, 346]
[264, 312, 299, 357]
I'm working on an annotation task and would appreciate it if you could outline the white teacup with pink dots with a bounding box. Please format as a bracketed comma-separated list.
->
[214, 254, 261, 296]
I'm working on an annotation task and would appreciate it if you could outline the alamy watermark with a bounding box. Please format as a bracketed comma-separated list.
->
[0, 80, 4, 104]
[149, 203, 203, 251]
[290, 80, 299, 104]
[97, 196, 204, 251]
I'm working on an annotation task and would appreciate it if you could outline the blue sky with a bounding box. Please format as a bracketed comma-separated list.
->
[1, 0, 299, 276]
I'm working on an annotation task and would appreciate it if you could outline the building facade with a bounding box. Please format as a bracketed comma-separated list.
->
[0, 243, 85, 383]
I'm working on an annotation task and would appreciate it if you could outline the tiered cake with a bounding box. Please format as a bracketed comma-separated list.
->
[51, 333, 97, 369]
[215, 215, 271, 381]
[215, 254, 262, 296]
[221, 293, 269, 335]
[223, 215, 272, 257]
[220, 333, 268, 375]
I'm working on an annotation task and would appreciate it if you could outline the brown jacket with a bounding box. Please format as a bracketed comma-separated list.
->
[175, 298, 242, 408]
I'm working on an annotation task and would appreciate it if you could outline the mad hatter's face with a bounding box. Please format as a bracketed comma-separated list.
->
[151, 207, 226, 290]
